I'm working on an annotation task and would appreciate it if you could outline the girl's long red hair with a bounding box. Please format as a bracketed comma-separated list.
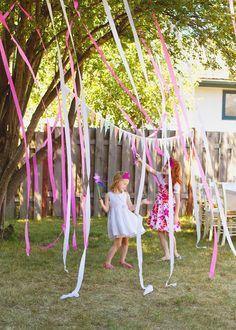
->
[171, 159, 182, 186]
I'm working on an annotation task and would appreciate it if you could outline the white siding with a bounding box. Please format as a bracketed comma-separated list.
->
[192, 87, 236, 132]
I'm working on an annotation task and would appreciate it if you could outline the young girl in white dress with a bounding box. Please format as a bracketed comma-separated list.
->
[99, 171, 147, 270]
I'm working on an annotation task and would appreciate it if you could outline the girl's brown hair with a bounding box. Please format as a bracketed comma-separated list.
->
[171, 159, 182, 186]
[110, 171, 124, 192]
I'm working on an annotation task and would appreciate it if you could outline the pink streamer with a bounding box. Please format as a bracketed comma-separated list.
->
[83, 193, 88, 249]
[60, 115, 67, 233]
[24, 221, 30, 257]
[139, 31, 169, 93]
[73, 3, 155, 129]
[0, 39, 31, 210]
[131, 138, 137, 165]
[32, 154, 39, 193]
[17, 3, 33, 20]
[39, 231, 63, 251]
[65, 25, 86, 179]
[152, 14, 213, 208]
[47, 120, 57, 203]
[0, 13, 38, 86]
[2, 2, 16, 19]
[72, 228, 77, 252]
[153, 14, 189, 159]
[209, 226, 218, 278]
[71, 175, 77, 251]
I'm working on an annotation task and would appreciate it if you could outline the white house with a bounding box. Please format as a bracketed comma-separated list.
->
[193, 78, 236, 132]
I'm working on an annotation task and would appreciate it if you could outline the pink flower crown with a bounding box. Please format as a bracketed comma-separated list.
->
[122, 171, 130, 180]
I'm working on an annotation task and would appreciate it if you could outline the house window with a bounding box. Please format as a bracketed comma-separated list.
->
[222, 90, 236, 120]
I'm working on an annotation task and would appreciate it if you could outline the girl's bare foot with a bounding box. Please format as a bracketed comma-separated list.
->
[160, 256, 170, 261]
[103, 262, 115, 270]
[119, 261, 133, 269]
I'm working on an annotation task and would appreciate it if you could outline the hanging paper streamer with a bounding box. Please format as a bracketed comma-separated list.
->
[47, 120, 57, 203]
[74, 7, 155, 129]
[46, 0, 73, 272]
[71, 176, 77, 251]
[65, 23, 86, 180]
[0, 39, 31, 256]
[229, 0, 236, 37]
[135, 137, 153, 295]
[32, 154, 39, 193]
[102, 0, 140, 102]
[152, 14, 189, 160]
[58, 0, 92, 299]
[24, 220, 30, 257]
[122, 0, 149, 84]
[165, 155, 177, 288]
[0, 13, 39, 87]
[39, 231, 63, 251]
[209, 226, 218, 279]
[2, 2, 16, 19]
[60, 113, 67, 233]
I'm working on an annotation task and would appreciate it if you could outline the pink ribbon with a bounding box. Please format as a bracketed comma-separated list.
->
[139, 30, 169, 93]
[73, 3, 156, 130]
[153, 14, 189, 159]
[209, 226, 218, 279]
[0, 13, 38, 86]
[39, 231, 63, 251]
[17, 3, 33, 20]
[71, 175, 77, 251]
[0, 40, 31, 206]
[24, 221, 30, 257]
[65, 24, 86, 179]
[2, 2, 16, 19]
[60, 114, 67, 233]
[32, 154, 39, 193]
[72, 228, 77, 252]
[47, 120, 57, 203]
[83, 193, 88, 249]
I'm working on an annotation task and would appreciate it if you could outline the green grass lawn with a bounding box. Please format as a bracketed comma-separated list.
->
[1, 217, 236, 330]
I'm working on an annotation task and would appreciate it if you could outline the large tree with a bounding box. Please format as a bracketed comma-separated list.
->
[0, 0, 234, 233]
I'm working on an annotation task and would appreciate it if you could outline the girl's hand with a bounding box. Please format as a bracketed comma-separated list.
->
[174, 215, 179, 225]
[141, 198, 152, 205]
[136, 153, 142, 162]
[99, 198, 104, 206]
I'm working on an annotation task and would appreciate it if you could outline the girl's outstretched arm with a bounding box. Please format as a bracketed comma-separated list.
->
[126, 192, 152, 212]
[99, 193, 110, 213]
[136, 153, 156, 175]
[126, 192, 135, 211]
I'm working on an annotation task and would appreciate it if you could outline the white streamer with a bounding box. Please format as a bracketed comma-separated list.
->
[135, 137, 153, 295]
[122, 0, 149, 84]
[46, 0, 72, 272]
[165, 154, 177, 287]
[102, 0, 140, 102]
[58, 0, 92, 299]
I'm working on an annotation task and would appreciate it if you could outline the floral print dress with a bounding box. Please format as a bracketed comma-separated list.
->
[147, 172, 181, 232]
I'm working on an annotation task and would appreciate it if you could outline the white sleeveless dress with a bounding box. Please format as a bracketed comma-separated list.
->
[107, 191, 145, 240]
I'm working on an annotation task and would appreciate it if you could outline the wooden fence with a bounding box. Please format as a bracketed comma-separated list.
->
[5, 128, 236, 220]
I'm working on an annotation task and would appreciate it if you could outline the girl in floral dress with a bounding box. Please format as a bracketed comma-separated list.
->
[136, 155, 182, 261]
